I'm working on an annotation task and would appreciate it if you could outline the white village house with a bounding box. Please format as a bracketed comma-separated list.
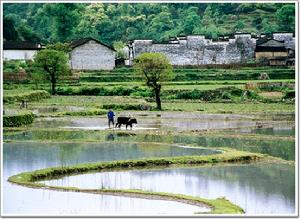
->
[69, 38, 116, 70]
[3, 41, 44, 60]
[3, 38, 116, 70]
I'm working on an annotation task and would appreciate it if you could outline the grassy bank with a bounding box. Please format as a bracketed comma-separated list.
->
[3, 112, 34, 127]
[42, 187, 244, 214]
[8, 148, 267, 214]
[3, 90, 50, 103]
[9, 149, 266, 185]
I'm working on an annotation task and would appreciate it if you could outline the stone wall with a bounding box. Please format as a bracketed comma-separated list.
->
[130, 33, 294, 66]
[70, 40, 115, 70]
[273, 33, 295, 49]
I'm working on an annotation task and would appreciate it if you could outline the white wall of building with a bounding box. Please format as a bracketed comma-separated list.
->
[3, 50, 37, 60]
[70, 40, 115, 70]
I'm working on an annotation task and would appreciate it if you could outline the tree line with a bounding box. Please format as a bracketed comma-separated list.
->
[3, 3, 295, 46]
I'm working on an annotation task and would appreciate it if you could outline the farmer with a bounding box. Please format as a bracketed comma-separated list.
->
[107, 109, 115, 128]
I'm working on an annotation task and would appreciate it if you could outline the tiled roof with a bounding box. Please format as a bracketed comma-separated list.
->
[256, 37, 284, 46]
[3, 41, 44, 50]
[70, 38, 116, 51]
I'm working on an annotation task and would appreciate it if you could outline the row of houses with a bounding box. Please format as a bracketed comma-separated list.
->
[2, 33, 295, 70]
[3, 38, 117, 70]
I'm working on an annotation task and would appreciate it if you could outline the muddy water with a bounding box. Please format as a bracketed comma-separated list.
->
[31, 106, 86, 115]
[31, 115, 259, 131]
[29, 112, 295, 133]
[3, 142, 214, 215]
[43, 163, 295, 214]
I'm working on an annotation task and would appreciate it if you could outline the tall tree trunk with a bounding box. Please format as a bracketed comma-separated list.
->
[51, 77, 56, 95]
[154, 88, 161, 110]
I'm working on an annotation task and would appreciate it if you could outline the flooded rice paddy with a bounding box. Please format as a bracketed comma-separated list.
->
[3, 112, 295, 215]
[42, 163, 295, 214]
[30, 114, 294, 132]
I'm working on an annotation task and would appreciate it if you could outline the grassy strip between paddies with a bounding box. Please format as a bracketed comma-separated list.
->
[3, 127, 295, 142]
[3, 112, 34, 127]
[37, 108, 107, 117]
[8, 148, 268, 214]
[3, 90, 50, 103]
[42, 187, 244, 214]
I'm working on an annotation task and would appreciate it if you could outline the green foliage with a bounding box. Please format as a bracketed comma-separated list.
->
[78, 66, 294, 83]
[283, 90, 295, 100]
[3, 15, 20, 41]
[3, 112, 34, 127]
[234, 20, 245, 32]
[236, 4, 256, 13]
[134, 53, 173, 110]
[175, 87, 258, 102]
[276, 5, 295, 32]
[3, 3, 295, 43]
[102, 103, 153, 111]
[113, 41, 127, 59]
[56, 86, 151, 97]
[3, 60, 26, 72]
[34, 48, 70, 94]
[46, 42, 72, 53]
[39, 3, 83, 42]
[134, 53, 174, 83]
[3, 90, 50, 103]
[56, 109, 107, 116]
[262, 18, 277, 34]
[3, 14, 41, 42]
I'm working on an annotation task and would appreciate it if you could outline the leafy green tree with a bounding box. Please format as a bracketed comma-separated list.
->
[3, 15, 20, 41]
[261, 18, 277, 34]
[276, 5, 295, 32]
[47, 42, 71, 53]
[252, 17, 263, 30]
[236, 3, 256, 13]
[34, 48, 70, 94]
[3, 3, 296, 44]
[147, 7, 175, 41]
[17, 22, 41, 42]
[113, 41, 127, 59]
[134, 53, 173, 110]
[180, 7, 201, 34]
[76, 3, 107, 36]
[234, 20, 245, 31]
[201, 5, 214, 26]
[40, 3, 83, 42]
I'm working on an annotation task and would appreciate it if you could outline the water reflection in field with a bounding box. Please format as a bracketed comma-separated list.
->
[3, 141, 216, 215]
[43, 163, 295, 214]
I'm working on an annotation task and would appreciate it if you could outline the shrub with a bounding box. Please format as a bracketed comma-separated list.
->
[283, 90, 295, 99]
[102, 103, 153, 111]
[57, 109, 107, 116]
[56, 86, 152, 97]
[3, 90, 50, 103]
[175, 87, 257, 101]
[3, 112, 34, 127]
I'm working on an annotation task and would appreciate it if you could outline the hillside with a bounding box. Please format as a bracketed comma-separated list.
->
[3, 3, 295, 46]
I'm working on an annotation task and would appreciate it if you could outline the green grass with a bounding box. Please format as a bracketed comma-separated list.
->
[163, 101, 294, 113]
[4, 95, 294, 115]
[46, 187, 244, 214]
[3, 90, 50, 103]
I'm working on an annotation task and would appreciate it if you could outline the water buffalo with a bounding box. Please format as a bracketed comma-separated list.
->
[115, 117, 137, 129]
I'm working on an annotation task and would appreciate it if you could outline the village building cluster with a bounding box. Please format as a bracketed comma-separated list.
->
[3, 32, 295, 70]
